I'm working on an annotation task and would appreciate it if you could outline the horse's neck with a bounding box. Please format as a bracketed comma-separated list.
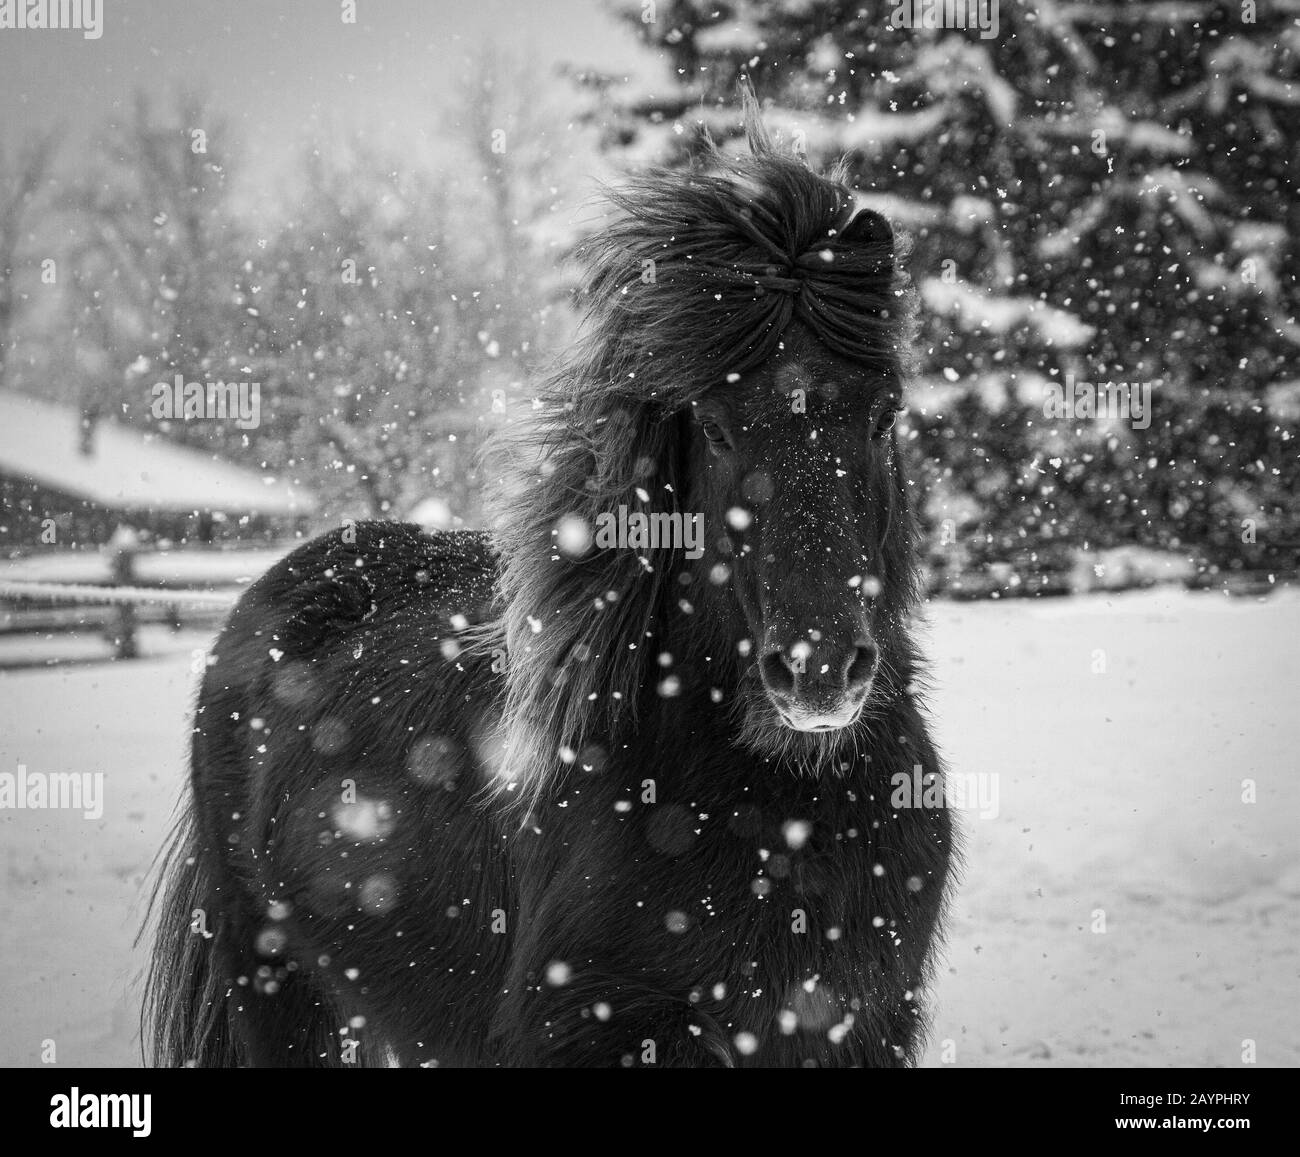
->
[652, 581, 748, 693]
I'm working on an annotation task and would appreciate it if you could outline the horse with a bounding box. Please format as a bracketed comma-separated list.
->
[144, 106, 958, 1068]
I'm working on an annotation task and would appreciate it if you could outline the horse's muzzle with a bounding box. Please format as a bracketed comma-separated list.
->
[759, 636, 877, 731]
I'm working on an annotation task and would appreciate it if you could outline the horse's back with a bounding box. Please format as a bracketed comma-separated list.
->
[190, 522, 512, 1065]
[196, 522, 501, 813]
[215, 522, 497, 663]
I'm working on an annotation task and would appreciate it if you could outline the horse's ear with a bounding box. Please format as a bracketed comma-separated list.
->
[838, 209, 894, 257]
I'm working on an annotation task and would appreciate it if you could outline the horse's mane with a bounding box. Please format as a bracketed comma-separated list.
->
[478, 97, 917, 812]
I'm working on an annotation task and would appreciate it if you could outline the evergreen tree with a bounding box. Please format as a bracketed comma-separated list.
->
[595, 0, 1299, 589]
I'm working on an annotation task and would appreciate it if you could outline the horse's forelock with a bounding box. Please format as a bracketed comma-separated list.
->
[571, 154, 911, 398]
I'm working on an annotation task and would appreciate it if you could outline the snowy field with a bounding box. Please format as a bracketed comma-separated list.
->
[0, 589, 1296, 1068]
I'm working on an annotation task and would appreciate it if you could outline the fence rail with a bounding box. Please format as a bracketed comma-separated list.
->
[0, 580, 237, 608]
[0, 578, 238, 659]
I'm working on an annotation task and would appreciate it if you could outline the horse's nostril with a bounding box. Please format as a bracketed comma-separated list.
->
[761, 641, 876, 701]
[846, 643, 878, 692]
[759, 650, 796, 695]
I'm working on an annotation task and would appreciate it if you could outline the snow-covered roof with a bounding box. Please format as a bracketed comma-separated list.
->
[0, 392, 316, 517]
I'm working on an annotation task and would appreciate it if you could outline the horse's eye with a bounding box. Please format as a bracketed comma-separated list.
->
[873, 409, 898, 437]
[700, 421, 729, 446]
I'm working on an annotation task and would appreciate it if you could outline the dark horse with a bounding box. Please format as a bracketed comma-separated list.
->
[145, 110, 957, 1068]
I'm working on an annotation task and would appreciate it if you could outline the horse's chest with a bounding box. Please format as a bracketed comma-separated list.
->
[657, 824, 882, 996]
[625, 794, 926, 1050]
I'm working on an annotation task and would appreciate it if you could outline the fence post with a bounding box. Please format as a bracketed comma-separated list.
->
[108, 529, 140, 659]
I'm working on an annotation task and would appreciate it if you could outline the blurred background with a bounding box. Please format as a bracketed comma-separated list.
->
[0, 1, 1297, 1068]
[1, 0, 1296, 599]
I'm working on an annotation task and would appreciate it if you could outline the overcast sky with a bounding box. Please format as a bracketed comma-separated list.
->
[0, 0, 658, 194]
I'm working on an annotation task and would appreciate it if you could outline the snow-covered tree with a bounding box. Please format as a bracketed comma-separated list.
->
[65, 92, 247, 459]
[0, 130, 59, 391]
[30, 54, 588, 534]
[595, 0, 1299, 587]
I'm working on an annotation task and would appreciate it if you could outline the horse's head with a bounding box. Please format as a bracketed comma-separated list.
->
[642, 139, 921, 765]
[490, 103, 920, 797]
[689, 314, 914, 751]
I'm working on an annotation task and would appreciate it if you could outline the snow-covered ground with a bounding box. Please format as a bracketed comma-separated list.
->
[0, 590, 1296, 1067]
[916, 588, 1300, 1067]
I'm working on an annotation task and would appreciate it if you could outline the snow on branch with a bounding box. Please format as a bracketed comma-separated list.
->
[921, 278, 1094, 349]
